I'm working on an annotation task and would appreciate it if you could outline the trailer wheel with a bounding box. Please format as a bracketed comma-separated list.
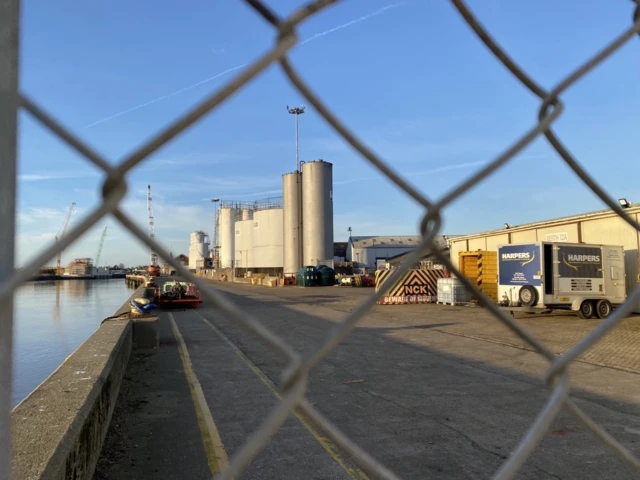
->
[577, 300, 595, 319]
[595, 299, 612, 319]
[518, 286, 538, 307]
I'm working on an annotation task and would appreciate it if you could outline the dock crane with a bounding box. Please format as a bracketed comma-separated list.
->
[55, 202, 76, 275]
[95, 226, 108, 268]
[147, 185, 160, 276]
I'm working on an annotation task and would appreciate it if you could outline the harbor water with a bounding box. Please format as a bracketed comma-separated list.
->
[12, 279, 132, 407]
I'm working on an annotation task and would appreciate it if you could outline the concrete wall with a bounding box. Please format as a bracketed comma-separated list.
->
[486, 233, 509, 251]
[450, 213, 640, 268]
[449, 240, 468, 269]
[537, 223, 579, 243]
[510, 230, 536, 243]
[10, 284, 159, 480]
[467, 237, 486, 251]
[12, 321, 132, 480]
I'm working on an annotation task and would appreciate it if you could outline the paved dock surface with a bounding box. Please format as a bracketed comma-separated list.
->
[96, 280, 640, 479]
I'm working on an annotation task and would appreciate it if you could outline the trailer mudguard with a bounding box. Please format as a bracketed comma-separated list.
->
[571, 297, 588, 311]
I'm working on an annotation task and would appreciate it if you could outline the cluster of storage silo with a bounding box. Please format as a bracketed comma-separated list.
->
[283, 159, 334, 275]
[217, 159, 334, 277]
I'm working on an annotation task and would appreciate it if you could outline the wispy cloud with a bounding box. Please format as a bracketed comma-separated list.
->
[85, 2, 406, 128]
[129, 175, 279, 198]
[334, 160, 487, 186]
[212, 47, 226, 55]
[229, 188, 282, 199]
[18, 207, 66, 224]
[19, 171, 99, 182]
[155, 152, 245, 166]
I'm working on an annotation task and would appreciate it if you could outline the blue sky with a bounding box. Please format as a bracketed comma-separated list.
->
[16, 0, 640, 267]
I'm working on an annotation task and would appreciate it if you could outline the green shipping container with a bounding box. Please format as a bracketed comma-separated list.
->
[297, 267, 320, 287]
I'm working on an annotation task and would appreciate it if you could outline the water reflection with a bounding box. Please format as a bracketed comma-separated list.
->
[13, 279, 130, 407]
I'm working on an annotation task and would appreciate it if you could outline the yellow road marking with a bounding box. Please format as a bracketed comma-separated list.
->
[168, 313, 229, 474]
[194, 311, 369, 480]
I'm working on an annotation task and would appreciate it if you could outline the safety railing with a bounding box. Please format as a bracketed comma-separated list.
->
[1, 1, 640, 479]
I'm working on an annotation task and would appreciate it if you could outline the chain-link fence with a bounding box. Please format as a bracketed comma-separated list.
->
[2, 0, 640, 478]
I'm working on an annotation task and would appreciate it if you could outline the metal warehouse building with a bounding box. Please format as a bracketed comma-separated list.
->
[448, 203, 640, 311]
[347, 235, 449, 270]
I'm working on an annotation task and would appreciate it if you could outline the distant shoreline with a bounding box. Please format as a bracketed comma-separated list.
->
[29, 274, 126, 282]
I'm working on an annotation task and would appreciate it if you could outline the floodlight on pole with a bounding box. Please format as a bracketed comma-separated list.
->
[287, 105, 305, 172]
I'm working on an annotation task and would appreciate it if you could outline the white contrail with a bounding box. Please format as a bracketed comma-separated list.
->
[334, 161, 487, 186]
[300, 2, 405, 46]
[85, 3, 405, 128]
[84, 64, 247, 128]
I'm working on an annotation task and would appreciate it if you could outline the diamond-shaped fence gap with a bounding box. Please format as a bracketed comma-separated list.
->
[113, 207, 299, 362]
[447, 151, 593, 225]
[14, 110, 111, 274]
[279, 59, 433, 210]
[533, 405, 638, 476]
[451, 0, 640, 230]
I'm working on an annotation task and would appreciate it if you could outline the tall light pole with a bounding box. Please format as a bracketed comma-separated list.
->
[287, 105, 305, 172]
[211, 198, 220, 268]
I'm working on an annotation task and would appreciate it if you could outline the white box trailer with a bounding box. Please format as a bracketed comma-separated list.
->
[498, 242, 626, 319]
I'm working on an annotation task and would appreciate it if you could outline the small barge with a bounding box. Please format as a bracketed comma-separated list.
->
[154, 280, 201, 308]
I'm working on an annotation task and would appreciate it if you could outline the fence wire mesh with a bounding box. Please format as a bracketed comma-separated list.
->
[2, 0, 640, 478]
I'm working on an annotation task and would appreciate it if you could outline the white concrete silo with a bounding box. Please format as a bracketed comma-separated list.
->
[302, 160, 333, 266]
[253, 207, 284, 268]
[282, 172, 303, 274]
[219, 207, 236, 268]
[235, 216, 254, 270]
[188, 231, 209, 270]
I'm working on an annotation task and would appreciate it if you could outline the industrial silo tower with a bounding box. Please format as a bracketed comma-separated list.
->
[219, 206, 236, 268]
[282, 171, 303, 274]
[188, 231, 210, 270]
[302, 160, 333, 266]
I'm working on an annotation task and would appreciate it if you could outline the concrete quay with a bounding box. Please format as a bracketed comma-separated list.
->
[125, 274, 148, 288]
[10, 281, 159, 479]
[94, 280, 640, 479]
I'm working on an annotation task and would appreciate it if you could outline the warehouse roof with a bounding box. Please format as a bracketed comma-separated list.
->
[450, 202, 640, 242]
[386, 247, 450, 266]
[348, 235, 452, 249]
[348, 236, 420, 249]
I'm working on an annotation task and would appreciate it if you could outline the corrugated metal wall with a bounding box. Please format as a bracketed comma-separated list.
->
[352, 246, 418, 269]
